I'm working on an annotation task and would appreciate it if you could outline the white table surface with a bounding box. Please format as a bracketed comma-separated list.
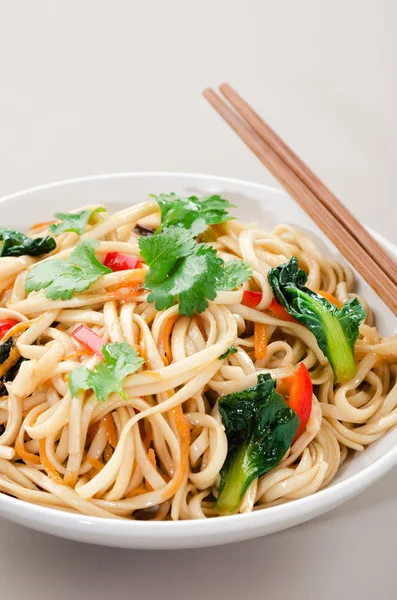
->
[0, 1, 396, 598]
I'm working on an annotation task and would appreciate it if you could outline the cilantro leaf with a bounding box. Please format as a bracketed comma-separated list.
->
[50, 207, 106, 236]
[216, 260, 252, 291]
[154, 193, 235, 234]
[146, 243, 224, 316]
[219, 346, 238, 360]
[25, 239, 111, 300]
[139, 227, 195, 283]
[139, 227, 252, 317]
[0, 228, 56, 257]
[69, 342, 144, 401]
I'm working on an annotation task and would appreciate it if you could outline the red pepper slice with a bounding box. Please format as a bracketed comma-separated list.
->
[268, 298, 298, 323]
[242, 290, 263, 308]
[242, 290, 298, 323]
[281, 363, 313, 442]
[103, 252, 142, 272]
[72, 325, 104, 358]
[0, 319, 18, 340]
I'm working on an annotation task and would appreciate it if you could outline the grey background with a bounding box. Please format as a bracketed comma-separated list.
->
[0, 1, 396, 598]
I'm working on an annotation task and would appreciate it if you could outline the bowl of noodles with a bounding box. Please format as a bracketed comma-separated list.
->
[0, 172, 396, 549]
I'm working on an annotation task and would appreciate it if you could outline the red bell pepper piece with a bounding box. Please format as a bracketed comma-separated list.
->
[242, 290, 262, 308]
[268, 298, 298, 323]
[103, 252, 142, 272]
[242, 290, 297, 323]
[0, 319, 18, 340]
[282, 363, 313, 441]
[72, 324, 104, 358]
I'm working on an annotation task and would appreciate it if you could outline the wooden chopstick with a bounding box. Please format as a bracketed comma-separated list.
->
[218, 83, 397, 289]
[203, 87, 397, 316]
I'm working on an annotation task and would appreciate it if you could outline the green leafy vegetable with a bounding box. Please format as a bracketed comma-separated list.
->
[25, 239, 111, 300]
[219, 346, 238, 360]
[139, 227, 251, 317]
[0, 339, 13, 364]
[268, 257, 366, 382]
[0, 228, 56, 257]
[154, 193, 235, 234]
[216, 373, 299, 515]
[49, 207, 106, 236]
[68, 342, 144, 401]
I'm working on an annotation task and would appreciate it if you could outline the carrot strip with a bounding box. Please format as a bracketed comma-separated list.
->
[106, 271, 146, 301]
[65, 349, 87, 362]
[314, 289, 343, 308]
[254, 322, 267, 360]
[15, 441, 40, 465]
[102, 413, 118, 448]
[139, 336, 148, 364]
[195, 316, 207, 339]
[147, 448, 156, 468]
[126, 486, 148, 498]
[31, 219, 56, 230]
[63, 472, 78, 487]
[143, 424, 153, 450]
[164, 316, 178, 363]
[161, 404, 190, 500]
[145, 313, 156, 325]
[87, 457, 104, 472]
[103, 443, 113, 463]
[39, 439, 64, 484]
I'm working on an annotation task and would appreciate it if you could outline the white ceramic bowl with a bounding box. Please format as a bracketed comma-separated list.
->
[0, 172, 396, 549]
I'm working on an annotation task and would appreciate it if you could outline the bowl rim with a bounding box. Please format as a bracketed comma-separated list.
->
[0, 170, 396, 538]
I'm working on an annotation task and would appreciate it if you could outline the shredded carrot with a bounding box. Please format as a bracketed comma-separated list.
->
[160, 354, 169, 366]
[195, 316, 207, 339]
[254, 322, 268, 360]
[145, 312, 156, 325]
[147, 447, 156, 468]
[63, 472, 78, 487]
[143, 424, 153, 450]
[161, 404, 190, 500]
[86, 421, 99, 446]
[103, 443, 113, 463]
[15, 441, 40, 465]
[31, 219, 56, 230]
[314, 289, 343, 308]
[102, 413, 118, 448]
[65, 349, 87, 362]
[106, 272, 146, 301]
[139, 336, 148, 364]
[164, 316, 178, 363]
[126, 486, 148, 498]
[30, 406, 46, 426]
[39, 439, 64, 484]
[87, 457, 104, 472]
[106, 282, 145, 302]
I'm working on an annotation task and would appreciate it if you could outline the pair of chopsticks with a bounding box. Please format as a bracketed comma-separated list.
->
[203, 85, 397, 316]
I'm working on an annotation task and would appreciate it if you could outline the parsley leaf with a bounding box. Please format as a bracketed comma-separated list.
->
[154, 193, 235, 234]
[50, 207, 106, 235]
[25, 239, 111, 300]
[69, 342, 144, 401]
[139, 227, 251, 317]
[219, 346, 238, 360]
[0, 228, 56, 257]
